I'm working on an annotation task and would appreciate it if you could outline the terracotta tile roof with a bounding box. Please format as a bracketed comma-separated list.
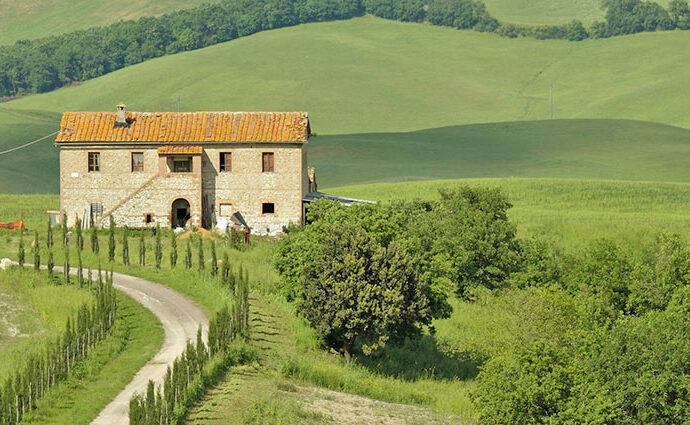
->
[56, 111, 310, 143]
[157, 145, 203, 155]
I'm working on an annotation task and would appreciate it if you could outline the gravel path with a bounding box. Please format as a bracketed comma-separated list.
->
[87, 271, 208, 425]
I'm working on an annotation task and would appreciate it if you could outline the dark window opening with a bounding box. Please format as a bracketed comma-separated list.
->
[262, 152, 274, 172]
[131, 152, 144, 172]
[173, 158, 192, 172]
[88, 152, 100, 172]
[262, 202, 275, 214]
[145, 214, 153, 223]
[90, 202, 103, 218]
[220, 152, 232, 172]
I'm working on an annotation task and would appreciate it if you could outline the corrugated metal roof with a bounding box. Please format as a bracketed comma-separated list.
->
[56, 111, 310, 143]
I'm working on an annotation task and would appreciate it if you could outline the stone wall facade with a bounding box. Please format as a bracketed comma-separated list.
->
[59, 142, 308, 233]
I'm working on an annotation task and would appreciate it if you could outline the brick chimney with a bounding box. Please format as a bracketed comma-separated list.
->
[115, 103, 127, 126]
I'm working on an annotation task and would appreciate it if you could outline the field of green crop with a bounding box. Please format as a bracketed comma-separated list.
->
[313, 120, 690, 188]
[0, 0, 214, 45]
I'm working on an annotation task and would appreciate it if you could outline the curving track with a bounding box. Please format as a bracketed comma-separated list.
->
[89, 271, 208, 425]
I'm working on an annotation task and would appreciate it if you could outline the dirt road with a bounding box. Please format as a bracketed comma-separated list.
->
[90, 271, 208, 425]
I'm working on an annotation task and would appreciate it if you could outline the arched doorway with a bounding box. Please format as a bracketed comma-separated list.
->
[171, 198, 191, 228]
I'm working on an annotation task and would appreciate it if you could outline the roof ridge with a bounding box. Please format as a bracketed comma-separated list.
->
[56, 110, 310, 143]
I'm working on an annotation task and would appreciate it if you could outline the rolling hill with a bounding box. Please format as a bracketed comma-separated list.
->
[483, 0, 671, 25]
[330, 177, 690, 249]
[312, 119, 690, 188]
[2, 16, 689, 192]
[0, 0, 214, 45]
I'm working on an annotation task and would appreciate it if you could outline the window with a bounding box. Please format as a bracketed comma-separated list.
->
[131, 152, 144, 172]
[219, 203, 233, 216]
[262, 152, 274, 173]
[262, 202, 275, 214]
[144, 213, 153, 223]
[220, 152, 231, 172]
[88, 152, 100, 172]
[90, 202, 103, 218]
[173, 158, 192, 172]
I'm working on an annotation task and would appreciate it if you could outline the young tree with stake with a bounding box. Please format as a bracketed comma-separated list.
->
[198, 237, 204, 273]
[46, 218, 53, 249]
[170, 233, 177, 268]
[91, 225, 99, 253]
[155, 225, 162, 269]
[108, 216, 116, 262]
[211, 241, 218, 276]
[185, 239, 192, 269]
[17, 230, 25, 268]
[33, 231, 40, 271]
[122, 228, 130, 266]
[139, 233, 146, 267]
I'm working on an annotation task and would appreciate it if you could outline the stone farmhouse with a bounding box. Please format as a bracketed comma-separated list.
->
[56, 105, 317, 233]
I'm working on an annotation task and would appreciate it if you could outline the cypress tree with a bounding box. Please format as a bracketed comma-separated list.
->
[87, 268, 92, 293]
[139, 233, 146, 267]
[18, 230, 25, 268]
[46, 217, 53, 249]
[33, 231, 40, 271]
[170, 233, 177, 268]
[108, 216, 116, 262]
[61, 213, 68, 248]
[122, 228, 130, 266]
[197, 237, 204, 273]
[75, 217, 83, 251]
[155, 225, 162, 270]
[91, 225, 99, 254]
[185, 239, 192, 269]
[145, 380, 155, 423]
[63, 247, 70, 285]
[77, 250, 83, 288]
[211, 241, 218, 276]
[221, 252, 230, 285]
[48, 250, 54, 279]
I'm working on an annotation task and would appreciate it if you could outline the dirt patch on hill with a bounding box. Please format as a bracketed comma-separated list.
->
[296, 385, 465, 425]
[0, 293, 30, 340]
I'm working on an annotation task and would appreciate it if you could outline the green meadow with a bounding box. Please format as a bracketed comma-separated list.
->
[332, 177, 690, 250]
[0, 269, 91, 378]
[0, 0, 213, 45]
[483, 0, 671, 24]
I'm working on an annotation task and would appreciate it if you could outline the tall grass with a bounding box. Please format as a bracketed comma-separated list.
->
[0, 268, 91, 378]
[332, 178, 690, 251]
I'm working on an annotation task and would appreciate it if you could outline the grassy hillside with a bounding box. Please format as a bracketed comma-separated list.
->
[0, 269, 92, 378]
[331, 177, 690, 250]
[483, 0, 670, 24]
[2, 17, 690, 192]
[0, 0, 214, 45]
[311, 119, 690, 188]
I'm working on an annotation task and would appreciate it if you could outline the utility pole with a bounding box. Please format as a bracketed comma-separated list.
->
[177, 96, 181, 113]
[550, 81, 554, 120]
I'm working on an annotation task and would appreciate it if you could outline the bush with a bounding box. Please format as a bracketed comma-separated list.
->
[566, 19, 588, 40]
[363, 0, 426, 22]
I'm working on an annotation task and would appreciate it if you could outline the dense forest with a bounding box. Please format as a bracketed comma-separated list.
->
[275, 187, 690, 425]
[1, 0, 689, 99]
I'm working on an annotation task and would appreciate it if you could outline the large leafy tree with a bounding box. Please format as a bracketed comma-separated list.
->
[299, 223, 430, 361]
